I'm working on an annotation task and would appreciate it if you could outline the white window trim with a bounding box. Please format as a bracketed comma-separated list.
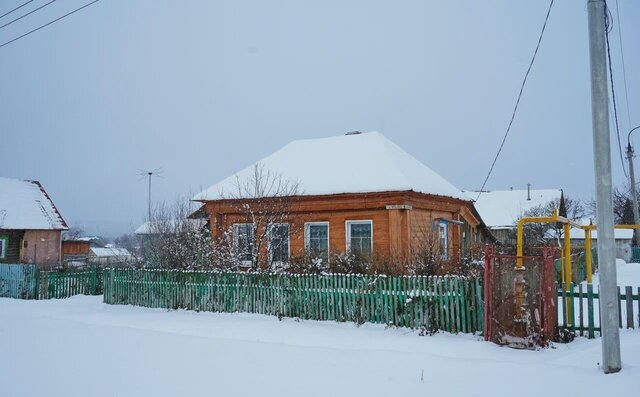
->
[268, 223, 290, 264]
[304, 221, 330, 262]
[439, 221, 449, 260]
[0, 237, 6, 259]
[345, 220, 373, 254]
[233, 223, 255, 267]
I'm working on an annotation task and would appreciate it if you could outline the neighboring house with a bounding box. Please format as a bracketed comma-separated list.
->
[193, 131, 490, 267]
[88, 247, 133, 264]
[0, 177, 68, 266]
[562, 221, 633, 262]
[468, 188, 562, 245]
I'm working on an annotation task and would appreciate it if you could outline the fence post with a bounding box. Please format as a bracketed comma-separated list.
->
[91, 267, 98, 295]
[483, 245, 491, 340]
[617, 286, 622, 328]
[33, 266, 40, 300]
[625, 286, 634, 329]
[587, 283, 595, 339]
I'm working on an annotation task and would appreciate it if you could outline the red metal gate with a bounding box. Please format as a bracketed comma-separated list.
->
[484, 246, 557, 348]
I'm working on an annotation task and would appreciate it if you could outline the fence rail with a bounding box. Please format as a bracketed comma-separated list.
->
[0, 263, 103, 300]
[557, 283, 640, 338]
[104, 268, 484, 334]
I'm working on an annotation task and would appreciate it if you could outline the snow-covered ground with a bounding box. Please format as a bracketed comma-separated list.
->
[0, 296, 637, 397]
[587, 259, 640, 288]
[565, 259, 640, 329]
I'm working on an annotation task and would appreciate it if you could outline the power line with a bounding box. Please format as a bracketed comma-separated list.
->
[0, 0, 57, 31]
[614, 0, 632, 130]
[0, 0, 100, 49]
[0, 0, 34, 20]
[475, 0, 554, 201]
[604, 1, 627, 178]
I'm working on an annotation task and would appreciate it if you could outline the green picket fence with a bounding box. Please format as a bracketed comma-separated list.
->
[38, 267, 103, 299]
[632, 246, 640, 263]
[554, 248, 598, 284]
[0, 263, 103, 300]
[103, 268, 484, 334]
[557, 282, 640, 339]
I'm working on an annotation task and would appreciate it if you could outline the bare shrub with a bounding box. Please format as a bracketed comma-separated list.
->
[143, 197, 212, 269]
[212, 163, 303, 270]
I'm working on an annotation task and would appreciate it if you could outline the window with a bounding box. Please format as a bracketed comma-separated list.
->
[439, 221, 449, 259]
[346, 220, 373, 255]
[305, 222, 329, 262]
[0, 236, 7, 260]
[233, 223, 255, 266]
[269, 224, 290, 264]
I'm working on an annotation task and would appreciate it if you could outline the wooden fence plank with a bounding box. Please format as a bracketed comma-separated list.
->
[578, 284, 584, 336]
[587, 283, 595, 339]
[625, 286, 634, 329]
[100, 269, 483, 334]
[617, 286, 622, 328]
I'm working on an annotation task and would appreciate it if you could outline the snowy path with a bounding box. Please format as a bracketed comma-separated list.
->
[0, 296, 637, 397]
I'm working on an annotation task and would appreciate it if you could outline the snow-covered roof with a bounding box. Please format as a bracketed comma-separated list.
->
[74, 236, 101, 242]
[566, 219, 633, 240]
[569, 228, 633, 240]
[467, 189, 562, 228]
[90, 247, 132, 258]
[0, 177, 68, 230]
[193, 132, 469, 201]
[135, 219, 207, 235]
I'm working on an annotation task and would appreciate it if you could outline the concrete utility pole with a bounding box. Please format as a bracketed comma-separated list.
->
[627, 125, 640, 245]
[626, 143, 640, 245]
[587, 0, 621, 373]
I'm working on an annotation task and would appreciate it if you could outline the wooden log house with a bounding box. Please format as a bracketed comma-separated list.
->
[0, 177, 68, 266]
[193, 132, 490, 267]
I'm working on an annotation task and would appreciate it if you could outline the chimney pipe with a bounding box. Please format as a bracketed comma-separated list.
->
[526, 183, 531, 200]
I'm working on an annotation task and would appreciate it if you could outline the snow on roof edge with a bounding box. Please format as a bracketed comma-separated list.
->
[193, 132, 470, 202]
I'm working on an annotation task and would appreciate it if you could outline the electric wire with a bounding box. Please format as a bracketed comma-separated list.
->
[475, 0, 554, 201]
[604, 1, 627, 178]
[0, 0, 57, 31]
[0, 1, 34, 20]
[0, 0, 100, 49]
[614, 0, 632, 130]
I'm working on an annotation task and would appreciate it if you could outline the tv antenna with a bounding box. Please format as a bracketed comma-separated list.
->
[137, 168, 163, 221]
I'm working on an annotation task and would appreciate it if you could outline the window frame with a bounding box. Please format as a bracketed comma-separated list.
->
[345, 220, 373, 255]
[439, 220, 449, 260]
[0, 236, 7, 260]
[233, 223, 255, 267]
[268, 223, 290, 265]
[304, 221, 330, 263]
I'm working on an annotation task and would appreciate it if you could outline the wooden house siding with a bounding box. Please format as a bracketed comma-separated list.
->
[202, 190, 482, 264]
[0, 229, 25, 263]
[61, 240, 92, 260]
[21, 230, 62, 266]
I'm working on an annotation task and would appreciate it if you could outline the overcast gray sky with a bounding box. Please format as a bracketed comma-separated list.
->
[1, 0, 638, 236]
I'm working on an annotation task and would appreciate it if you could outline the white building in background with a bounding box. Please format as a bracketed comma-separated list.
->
[466, 187, 563, 244]
[88, 247, 133, 264]
[563, 221, 633, 263]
